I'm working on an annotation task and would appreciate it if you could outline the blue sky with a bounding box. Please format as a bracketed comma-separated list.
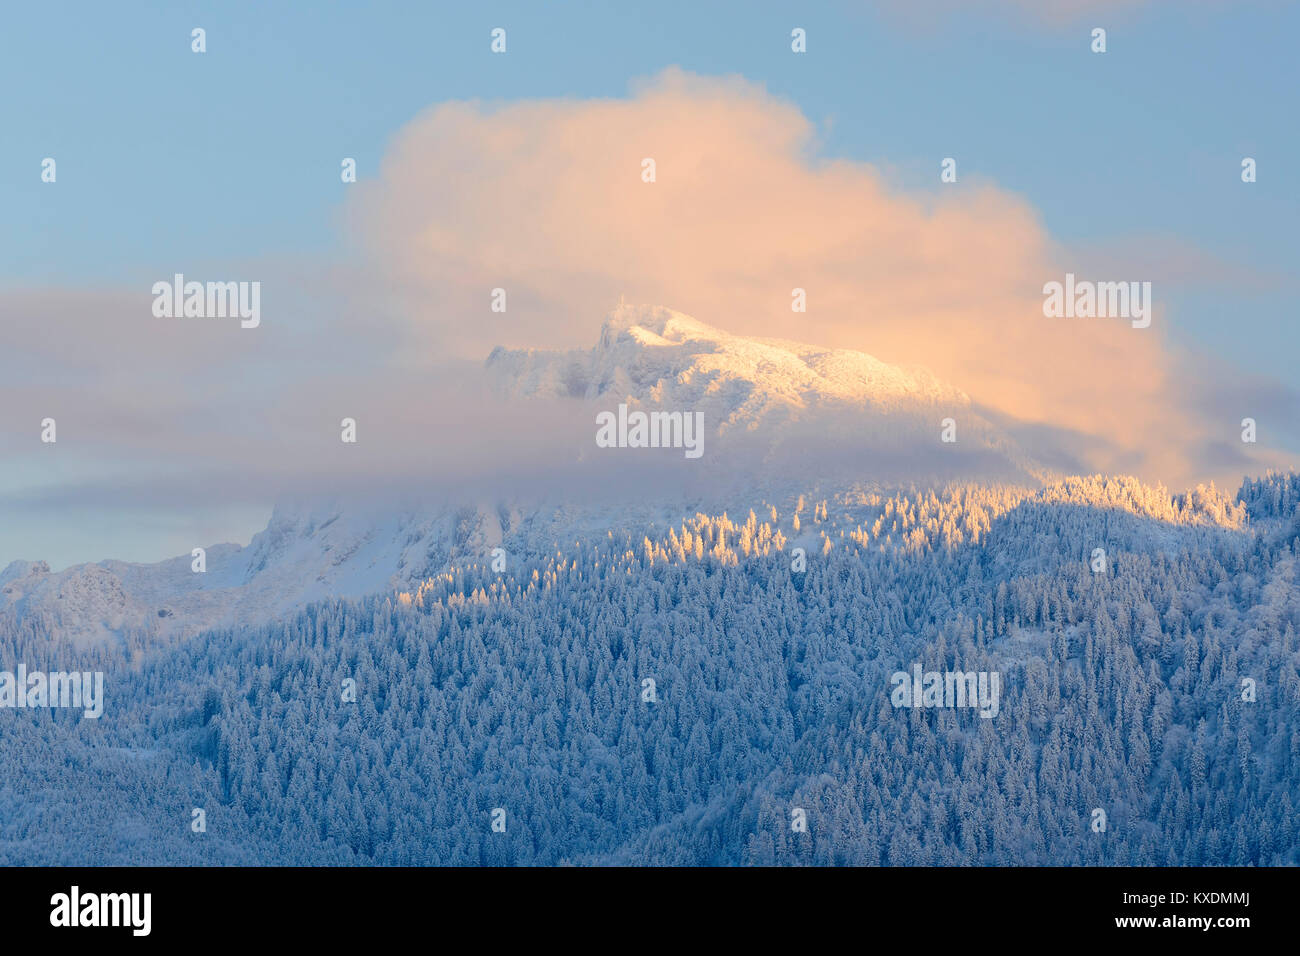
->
[2, 0, 1297, 567]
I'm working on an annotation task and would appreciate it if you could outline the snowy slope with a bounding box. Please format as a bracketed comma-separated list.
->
[0, 503, 513, 648]
[0, 496, 712, 649]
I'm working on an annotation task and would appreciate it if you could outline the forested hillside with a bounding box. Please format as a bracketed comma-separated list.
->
[2, 473, 1298, 865]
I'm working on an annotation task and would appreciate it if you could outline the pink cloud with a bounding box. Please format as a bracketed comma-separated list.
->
[349, 68, 1249, 485]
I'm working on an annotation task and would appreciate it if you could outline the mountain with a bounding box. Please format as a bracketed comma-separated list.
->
[489, 304, 965, 415]
[2, 296, 1296, 863]
[0, 502, 518, 649]
[3, 305, 1047, 649]
[487, 304, 1046, 482]
[4, 472, 1295, 865]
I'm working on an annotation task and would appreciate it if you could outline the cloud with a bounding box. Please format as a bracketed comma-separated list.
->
[4, 68, 1294, 565]
[349, 67, 1289, 487]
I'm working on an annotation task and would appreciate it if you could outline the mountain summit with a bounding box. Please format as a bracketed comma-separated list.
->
[488, 303, 967, 424]
[487, 303, 1044, 481]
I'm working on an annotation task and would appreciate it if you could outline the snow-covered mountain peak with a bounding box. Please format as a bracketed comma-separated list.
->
[490, 303, 969, 424]
[597, 302, 719, 347]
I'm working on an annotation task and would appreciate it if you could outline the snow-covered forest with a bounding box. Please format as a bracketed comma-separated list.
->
[2, 472, 1298, 865]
